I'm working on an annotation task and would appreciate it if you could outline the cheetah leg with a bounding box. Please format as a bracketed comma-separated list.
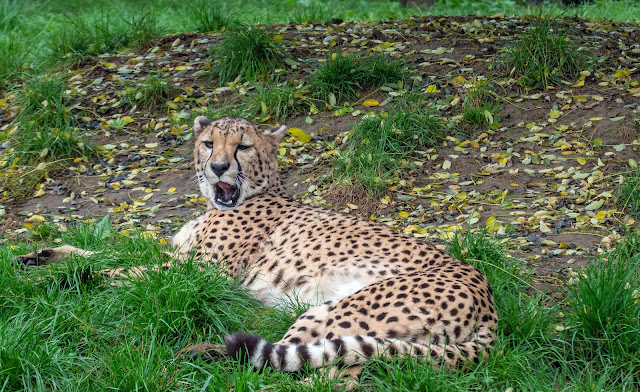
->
[327, 365, 363, 392]
[97, 261, 174, 280]
[276, 300, 338, 345]
[14, 245, 97, 268]
[301, 365, 363, 391]
[15, 243, 178, 282]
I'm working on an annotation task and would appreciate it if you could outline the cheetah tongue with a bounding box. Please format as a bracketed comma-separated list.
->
[215, 182, 238, 204]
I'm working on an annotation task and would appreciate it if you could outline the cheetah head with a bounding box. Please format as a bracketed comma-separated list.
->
[193, 116, 287, 210]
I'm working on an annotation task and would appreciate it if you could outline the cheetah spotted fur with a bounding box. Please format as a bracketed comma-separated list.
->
[17, 116, 497, 384]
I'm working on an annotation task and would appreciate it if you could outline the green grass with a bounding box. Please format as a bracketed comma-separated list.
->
[122, 11, 165, 50]
[309, 53, 407, 105]
[209, 26, 289, 85]
[125, 73, 178, 109]
[333, 95, 444, 194]
[0, 220, 305, 391]
[246, 80, 313, 123]
[2, 0, 640, 389]
[12, 76, 91, 162]
[1, 218, 640, 390]
[289, 2, 332, 23]
[46, 11, 162, 68]
[496, 15, 588, 89]
[529, 0, 640, 22]
[0, 1, 637, 93]
[617, 166, 640, 218]
[186, 0, 237, 32]
[560, 231, 640, 385]
[310, 53, 366, 105]
[0, 0, 24, 33]
[462, 84, 502, 131]
[0, 74, 88, 198]
[0, 34, 31, 89]
[47, 15, 118, 68]
[427, 0, 640, 21]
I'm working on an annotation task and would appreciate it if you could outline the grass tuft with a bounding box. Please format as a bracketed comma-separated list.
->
[310, 53, 407, 105]
[0, 164, 54, 202]
[289, 2, 332, 23]
[563, 231, 640, 373]
[462, 83, 502, 131]
[333, 96, 444, 194]
[125, 73, 178, 109]
[246, 79, 313, 122]
[12, 75, 92, 162]
[186, 0, 237, 32]
[617, 166, 640, 217]
[497, 16, 587, 89]
[47, 18, 99, 68]
[310, 53, 365, 105]
[47, 14, 131, 68]
[0, 34, 31, 89]
[365, 54, 408, 87]
[122, 11, 164, 50]
[0, 314, 85, 391]
[210, 26, 289, 85]
[0, 0, 24, 33]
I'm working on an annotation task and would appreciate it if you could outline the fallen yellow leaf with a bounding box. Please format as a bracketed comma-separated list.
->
[363, 99, 379, 107]
[549, 110, 562, 119]
[539, 220, 552, 233]
[288, 127, 311, 143]
[572, 79, 584, 87]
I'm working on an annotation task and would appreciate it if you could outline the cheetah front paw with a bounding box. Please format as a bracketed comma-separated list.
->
[13, 245, 97, 269]
[13, 249, 59, 268]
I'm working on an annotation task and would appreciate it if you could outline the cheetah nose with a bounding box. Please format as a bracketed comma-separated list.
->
[210, 162, 230, 177]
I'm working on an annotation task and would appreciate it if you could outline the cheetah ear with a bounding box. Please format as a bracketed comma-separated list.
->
[263, 125, 287, 145]
[193, 116, 212, 134]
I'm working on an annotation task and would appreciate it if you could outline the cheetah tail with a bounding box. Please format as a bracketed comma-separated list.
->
[224, 331, 494, 372]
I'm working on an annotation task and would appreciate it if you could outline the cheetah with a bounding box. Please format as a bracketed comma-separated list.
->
[16, 116, 497, 385]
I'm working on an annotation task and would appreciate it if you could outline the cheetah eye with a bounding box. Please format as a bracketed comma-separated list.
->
[237, 144, 252, 151]
[203, 141, 213, 149]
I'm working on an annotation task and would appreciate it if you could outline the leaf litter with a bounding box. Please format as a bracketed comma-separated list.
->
[0, 15, 639, 286]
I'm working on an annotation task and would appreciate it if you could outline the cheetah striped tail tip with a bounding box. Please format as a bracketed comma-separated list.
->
[225, 332, 268, 366]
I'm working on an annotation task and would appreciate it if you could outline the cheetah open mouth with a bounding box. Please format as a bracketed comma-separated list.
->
[214, 181, 240, 207]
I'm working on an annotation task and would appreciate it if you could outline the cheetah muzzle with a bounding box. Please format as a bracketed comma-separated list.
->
[214, 181, 241, 208]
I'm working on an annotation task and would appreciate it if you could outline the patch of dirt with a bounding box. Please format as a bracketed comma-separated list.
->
[322, 182, 381, 217]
